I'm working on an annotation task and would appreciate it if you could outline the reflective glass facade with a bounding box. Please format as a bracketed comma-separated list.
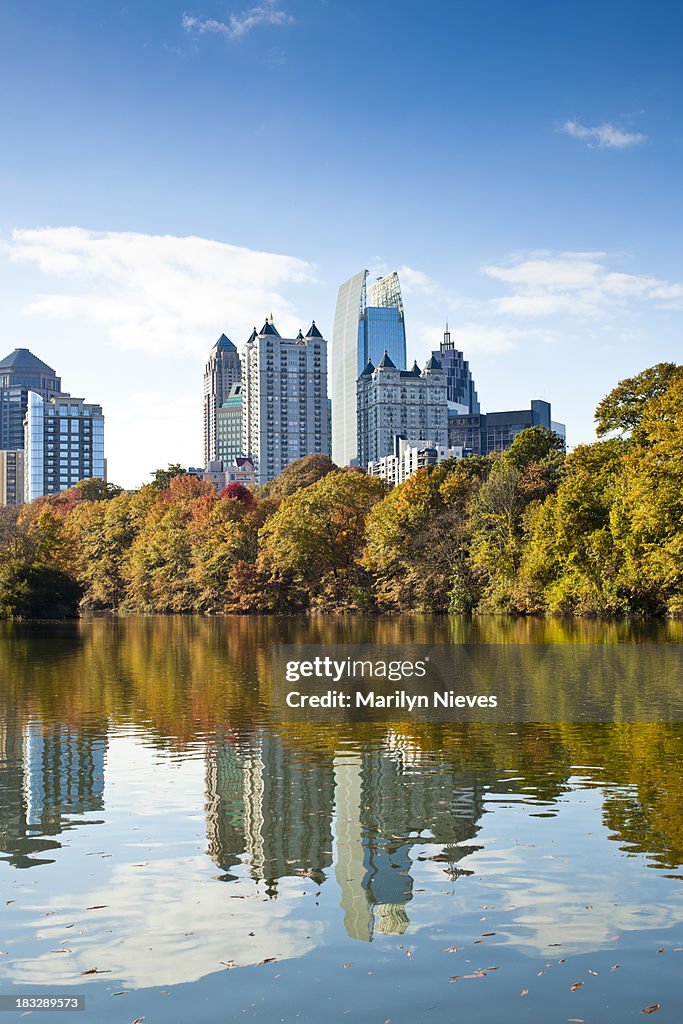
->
[24, 393, 105, 501]
[25, 392, 44, 503]
[216, 382, 243, 465]
[360, 307, 407, 376]
[331, 270, 407, 466]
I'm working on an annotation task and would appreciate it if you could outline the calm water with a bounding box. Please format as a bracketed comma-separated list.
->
[1, 617, 682, 1023]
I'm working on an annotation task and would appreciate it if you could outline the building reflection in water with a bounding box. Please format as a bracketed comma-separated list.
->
[206, 731, 335, 895]
[0, 715, 106, 868]
[204, 731, 484, 940]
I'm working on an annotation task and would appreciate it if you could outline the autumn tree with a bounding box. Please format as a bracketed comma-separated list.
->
[594, 363, 683, 437]
[258, 469, 385, 609]
[263, 453, 337, 500]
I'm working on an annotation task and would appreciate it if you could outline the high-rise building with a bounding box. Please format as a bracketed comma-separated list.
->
[216, 381, 244, 465]
[447, 399, 566, 454]
[24, 394, 105, 502]
[203, 334, 241, 466]
[331, 269, 407, 466]
[356, 352, 448, 467]
[432, 326, 480, 414]
[241, 317, 328, 485]
[0, 348, 63, 452]
[0, 450, 24, 506]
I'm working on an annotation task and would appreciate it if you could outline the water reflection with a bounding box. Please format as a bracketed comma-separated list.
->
[0, 616, 681, 999]
[0, 715, 105, 868]
[205, 731, 335, 891]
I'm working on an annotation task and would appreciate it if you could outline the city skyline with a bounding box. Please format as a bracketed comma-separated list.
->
[1, 2, 682, 487]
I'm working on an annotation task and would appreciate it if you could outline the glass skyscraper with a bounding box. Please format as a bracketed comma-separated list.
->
[24, 394, 105, 502]
[432, 326, 480, 414]
[331, 269, 407, 466]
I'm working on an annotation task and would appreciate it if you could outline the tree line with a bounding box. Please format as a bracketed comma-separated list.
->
[1, 362, 682, 618]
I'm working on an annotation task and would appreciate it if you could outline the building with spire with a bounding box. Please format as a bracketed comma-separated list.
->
[241, 316, 328, 484]
[203, 334, 241, 466]
[331, 269, 407, 466]
[433, 325, 480, 414]
[356, 351, 448, 467]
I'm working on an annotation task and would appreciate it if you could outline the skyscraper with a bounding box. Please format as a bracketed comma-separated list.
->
[356, 352, 448, 466]
[0, 450, 24, 506]
[331, 269, 407, 466]
[216, 382, 244, 465]
[203, 334, 241, 466]
[241, 317, 328, 485]
[0, 348, 62, 452]
[24, 394, 105, 502]
[433, 326, 480, 414]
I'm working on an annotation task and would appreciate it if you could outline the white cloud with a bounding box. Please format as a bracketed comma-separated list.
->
[484, 251, 683, 318]
[182, 2, 293, 41]
[560, 119, 646, 148]
[395, 265, 440, 296]
[416, 321, 520, 355]
[6, 227, 317, 356]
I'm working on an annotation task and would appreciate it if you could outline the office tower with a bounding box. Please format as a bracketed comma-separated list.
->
[356, 353, 448, 467]
[331, 269, 407, 466]
[0, 348, 63, 451]
[447, 399, 565, 454]
[433, 326, 480, 414]
[203, 334, 241, 466]
[216, 382, 244, 465]
[24, 394, 105, 502]
[0, 450, 24, 506]
[241, 317, 328, 485]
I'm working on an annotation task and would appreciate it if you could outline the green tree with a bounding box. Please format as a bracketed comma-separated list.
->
[363, 463, 483, 612]
[258, 469, 385, 609]
[504, 426, 565, 468]
[264, 453, 336, 500]
[594, 363, 683, 437]
[150, 464, 186, 489]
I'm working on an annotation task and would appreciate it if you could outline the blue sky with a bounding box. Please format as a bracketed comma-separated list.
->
[1, 0, 682, 486]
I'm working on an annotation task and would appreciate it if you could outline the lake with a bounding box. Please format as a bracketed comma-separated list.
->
[1, 616, 682, 1023]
